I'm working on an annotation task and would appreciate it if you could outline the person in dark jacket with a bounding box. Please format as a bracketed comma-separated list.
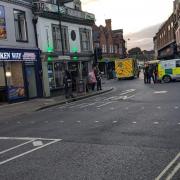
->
[148, 65, 155, 84]
[63, 70, 73, 98]
[143, 63, 149, 84]
[94, 65, 102, 91]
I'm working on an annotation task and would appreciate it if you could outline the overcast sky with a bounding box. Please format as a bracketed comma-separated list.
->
[81, 0, 174, 34]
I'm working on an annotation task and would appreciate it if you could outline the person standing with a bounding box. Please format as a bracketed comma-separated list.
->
[148, 65, 155, 84]
[94, 65, 102, 91]
[63, 70, 73, 98]
[143, 63, 149, 84]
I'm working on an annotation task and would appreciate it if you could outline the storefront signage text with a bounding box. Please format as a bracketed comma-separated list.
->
[0, 52, 37, 61]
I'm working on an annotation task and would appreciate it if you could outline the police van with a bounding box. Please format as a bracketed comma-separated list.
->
[158, 59, 180, 83]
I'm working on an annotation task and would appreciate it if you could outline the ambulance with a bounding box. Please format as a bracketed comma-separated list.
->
[158, 59, 180, 83]
[115, 58, 138, 79]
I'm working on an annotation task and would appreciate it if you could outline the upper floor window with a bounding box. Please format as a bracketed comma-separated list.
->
[102, 44, 107, 53]
[171, 22, 173, 28]
[52, 24, 69, 52]
[14, 10, 28, 42]
[114, 45, 118, 53]
[79, 28, 91, 51]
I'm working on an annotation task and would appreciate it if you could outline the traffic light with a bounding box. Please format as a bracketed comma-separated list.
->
[94, 47, 102, 64]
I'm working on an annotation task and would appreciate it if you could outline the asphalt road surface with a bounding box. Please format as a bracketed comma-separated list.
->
[0, 77, 180, 180]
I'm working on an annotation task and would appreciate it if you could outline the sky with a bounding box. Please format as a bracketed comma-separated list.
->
[81, 0, 174, 34]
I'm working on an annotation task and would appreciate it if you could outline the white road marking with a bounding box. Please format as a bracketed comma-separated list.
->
[33, 141, 43, 147]
[80, 102, 97, 108]
[76, 121, 81, 123]
[0, 140, 35, 155]
[59, 121, 64, 123]
[157, 106, 161, 109]
[155, 152, 180, 180]
[120, 89, 136, 95]
[154, 122, 159, 124]
[178, 123, 180, 125]
[132, 122, 137, 124]
[166, 163, 180, 180]
[141, 107, 145, 110]
[0, 139, 61, 166]
[110, 107, 115, 110]
[0, 137, 60, 141]
[95, 121, 99, 123]
[45, 121, 48, 123]
[124, 95, 135, 100]
[125, 107, 129, 110]
[154, 91, 168, 94]
[96, 101, 113, 108]
[113, 121, 117, 123]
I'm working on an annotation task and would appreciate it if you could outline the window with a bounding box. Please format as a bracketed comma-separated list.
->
[176, 60, 180, 67]
[102, 44, 107, 53]
[168, 25, 171, 31]
[80, 28, 91, 51]
[14, 10, 28, 41]
[52, 24, 69, 52]
[114, 45, 118, 53]
[171, 22, 173, 28]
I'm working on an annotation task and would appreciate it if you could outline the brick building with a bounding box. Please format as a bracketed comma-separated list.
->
[92, 19, 126, 77]
[154, 13, 176, 59]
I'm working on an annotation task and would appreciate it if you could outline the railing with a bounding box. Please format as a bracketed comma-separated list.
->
[32, 1, 95, 20]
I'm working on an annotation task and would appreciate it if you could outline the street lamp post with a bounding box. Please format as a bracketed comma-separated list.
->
[57, 0, 65, 56]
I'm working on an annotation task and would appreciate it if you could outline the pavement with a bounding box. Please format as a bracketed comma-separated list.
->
[0, 80, 113, 120]
[0, 75, 180, 180]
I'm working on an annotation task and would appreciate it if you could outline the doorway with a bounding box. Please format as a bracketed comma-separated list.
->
[26, 66, 37, 98]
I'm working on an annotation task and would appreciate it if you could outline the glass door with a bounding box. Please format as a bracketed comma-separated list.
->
[26, 66, 37, 98]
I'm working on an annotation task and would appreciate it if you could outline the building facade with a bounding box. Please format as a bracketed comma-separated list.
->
[0, 0, 42, 103]
[155, 14, 176, 60]
[92, 19, 126, 77]
[32, 0, 95, 97]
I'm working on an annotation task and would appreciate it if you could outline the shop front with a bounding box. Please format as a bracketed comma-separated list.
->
[0, 48, 42, 103]
[42, 54, 91, 97]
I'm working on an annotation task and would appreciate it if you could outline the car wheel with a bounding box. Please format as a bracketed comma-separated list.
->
[163, 75, 171, 83]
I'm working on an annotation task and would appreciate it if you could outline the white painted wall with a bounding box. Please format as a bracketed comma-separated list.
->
[0, 1, 36, 49]
[37, 17, 93, 53]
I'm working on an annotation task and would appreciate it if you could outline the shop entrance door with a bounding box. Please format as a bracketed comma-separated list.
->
[26, 66, 37, 98]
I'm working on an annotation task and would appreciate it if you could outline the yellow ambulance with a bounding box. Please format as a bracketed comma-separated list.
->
[158, 59, 180, 83]
[115, 58, 138, 79]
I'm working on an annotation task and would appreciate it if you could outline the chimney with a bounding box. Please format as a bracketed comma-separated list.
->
[105, 19, 112, 31]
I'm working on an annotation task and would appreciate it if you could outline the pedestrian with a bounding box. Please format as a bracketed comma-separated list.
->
[143, 63, 149, 84]
[88, 67, 97, 91]
[154, 65, 158, 83]
[63, 70, 74, 99]
[148, 64, 155, 84]
[94, 65, 102, 91]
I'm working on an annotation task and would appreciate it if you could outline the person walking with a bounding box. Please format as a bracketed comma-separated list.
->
[143, 63, 149, 84]
[154, 65, 158, 83]
[63, 70, 73, 99]
[88, 67, 97, 91]
[148, 64, 155, 84]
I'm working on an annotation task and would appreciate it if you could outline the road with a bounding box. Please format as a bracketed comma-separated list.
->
[0, 78, 180, 180]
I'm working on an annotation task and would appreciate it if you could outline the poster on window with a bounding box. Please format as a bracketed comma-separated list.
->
[8, 86, 26, 101]
[0, 6, 7, 40]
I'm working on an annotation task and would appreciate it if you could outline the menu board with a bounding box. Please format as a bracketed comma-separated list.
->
[0, 6, 7, 40]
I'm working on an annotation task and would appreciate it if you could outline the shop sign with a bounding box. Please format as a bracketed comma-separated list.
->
[8, 86, 26, 101]
[0, 51, 37, 61]
[0, 5, 7, 40]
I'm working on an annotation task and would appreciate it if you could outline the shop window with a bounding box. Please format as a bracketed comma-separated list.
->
[0, 62, 5, 87]
[54, 62, 66, 88]
[5, 62, 25, 100]
[52, 24, 69, 52]
[79, 28, 91, 51]
[14, 10, 28, 42]
[48, 62, 66, 89]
